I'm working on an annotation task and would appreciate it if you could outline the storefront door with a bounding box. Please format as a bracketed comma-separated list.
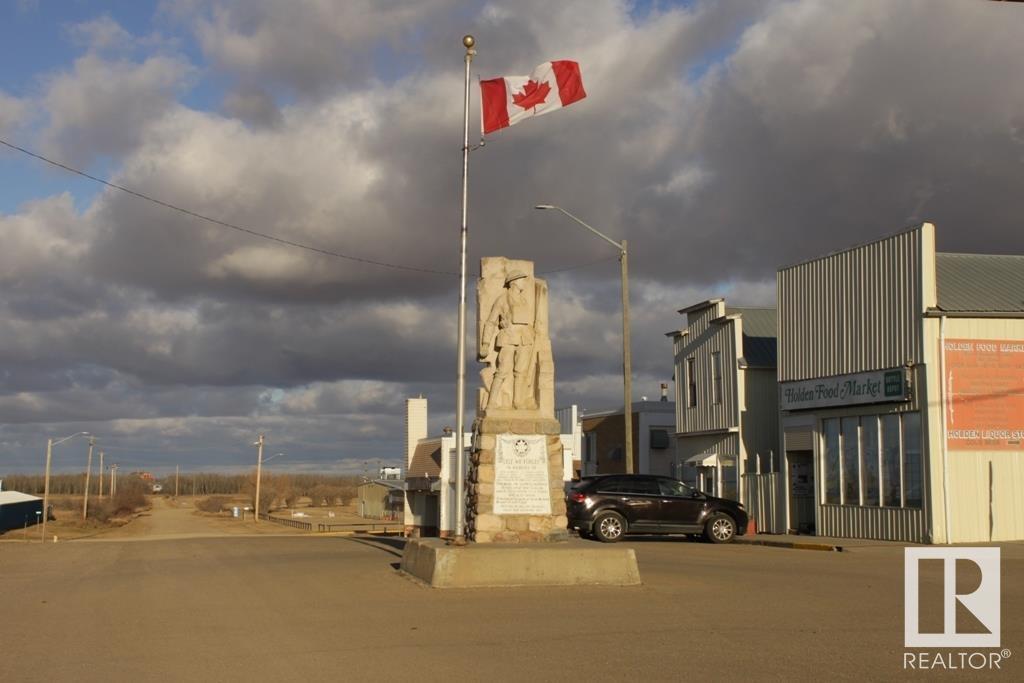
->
[788, 451, 815, 534]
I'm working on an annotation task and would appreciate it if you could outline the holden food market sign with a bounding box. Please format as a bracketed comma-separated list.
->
[781, 368, 910, 411]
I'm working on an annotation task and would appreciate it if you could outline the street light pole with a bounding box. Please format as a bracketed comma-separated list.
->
[82, 437, 95, 520]
[535, 205, 634, 474]
[254, 434, 265, 523]
[42, 431, 90, 541]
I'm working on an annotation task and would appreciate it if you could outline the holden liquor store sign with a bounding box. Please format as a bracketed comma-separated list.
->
[781, 368, 909, 411]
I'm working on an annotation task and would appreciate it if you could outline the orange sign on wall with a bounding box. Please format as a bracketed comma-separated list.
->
[944, 338, 1024, 451]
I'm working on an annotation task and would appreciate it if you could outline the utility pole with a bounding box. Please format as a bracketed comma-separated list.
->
[110, 464, 118, 498]
[42, 438, 53, 542]
[620, 239, 634, 474]
[42, 431, 89, 541]
[534, 205, 634, 473]
[254, 434, 265, 523]
[82, 437, 95, 520]
[175, 464, 179, 498]
[98, 451, 104, 498]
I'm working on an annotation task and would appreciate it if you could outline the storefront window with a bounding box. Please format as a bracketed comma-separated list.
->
[841, 417, 860, 505]
[903, 412, 922, 508]
[862, 416, 880, 506]
[822, 412, 920, 509]
[823, 418, 840, 504]
[881, 414, 901, 507]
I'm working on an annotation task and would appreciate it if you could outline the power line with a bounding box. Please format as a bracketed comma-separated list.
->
[0, 138, 456, 276]
[0, 137, 620, 277]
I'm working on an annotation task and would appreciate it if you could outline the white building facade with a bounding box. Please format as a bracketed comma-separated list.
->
[776, 223, 1024, 543]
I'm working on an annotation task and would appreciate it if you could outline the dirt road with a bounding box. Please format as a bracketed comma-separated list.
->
[86, 496, 305, 541]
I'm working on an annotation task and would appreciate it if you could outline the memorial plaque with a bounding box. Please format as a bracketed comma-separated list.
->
[493, 434, 552, 515]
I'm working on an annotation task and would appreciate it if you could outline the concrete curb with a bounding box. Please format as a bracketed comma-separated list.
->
[735, 537, 844, 552]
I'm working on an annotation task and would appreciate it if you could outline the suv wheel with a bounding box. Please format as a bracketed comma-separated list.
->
[593, 511, 626, 543]
[704, 513, 736, 544]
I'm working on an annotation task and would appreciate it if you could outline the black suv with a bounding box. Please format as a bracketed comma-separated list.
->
[567, 474, 748, 543]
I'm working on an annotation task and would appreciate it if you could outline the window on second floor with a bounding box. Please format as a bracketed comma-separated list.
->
[711, 351, 723, 404]
[686, 358, 697, 407]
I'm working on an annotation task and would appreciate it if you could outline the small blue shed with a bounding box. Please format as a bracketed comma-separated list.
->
[0, 491, 44, 533]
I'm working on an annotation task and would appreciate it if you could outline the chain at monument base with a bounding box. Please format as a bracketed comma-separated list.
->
[467, 416, 569, 543]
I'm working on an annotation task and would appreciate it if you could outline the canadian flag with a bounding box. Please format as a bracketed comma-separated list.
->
[480, 60, 586, 135]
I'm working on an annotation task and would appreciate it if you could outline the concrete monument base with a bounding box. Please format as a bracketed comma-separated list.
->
[399, 538, 642, 588]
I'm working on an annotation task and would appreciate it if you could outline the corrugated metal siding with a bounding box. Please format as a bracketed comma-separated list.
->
[778, 226, 926, 382]
[742, 472, 780, 533]
[936, 253, 1024, 313]
[819, 505, 926, 542]
[741, 368, 779, 464]
[676, 315, 739, 433]
[676, 433, 739, 460]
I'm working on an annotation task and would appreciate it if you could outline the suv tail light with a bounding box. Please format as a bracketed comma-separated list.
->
[568, 492, 586, 503]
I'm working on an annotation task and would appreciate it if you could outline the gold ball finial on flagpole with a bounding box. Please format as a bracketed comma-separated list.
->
[463, 34, 475, 49]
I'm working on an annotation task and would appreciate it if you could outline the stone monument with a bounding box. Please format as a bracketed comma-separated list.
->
[399, 256, 639, 588]
[466, 257, 567, 543]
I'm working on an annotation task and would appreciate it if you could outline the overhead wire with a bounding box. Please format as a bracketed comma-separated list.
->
[0, 138, 619, 277]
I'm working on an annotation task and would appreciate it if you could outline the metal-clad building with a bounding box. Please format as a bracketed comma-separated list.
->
[669, 300, 778, 507]
[0, 491, 44, 533]
[356, 481, 404, 520]
[776, 223, 1024, 543]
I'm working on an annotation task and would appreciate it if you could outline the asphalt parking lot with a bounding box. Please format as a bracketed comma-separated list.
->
[2, 534, 1021, 681]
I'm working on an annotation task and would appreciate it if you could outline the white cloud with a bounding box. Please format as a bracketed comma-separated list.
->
[67, 15, 134, 52]
[0, 90, 30, 135]
[40, 53, 193, 164]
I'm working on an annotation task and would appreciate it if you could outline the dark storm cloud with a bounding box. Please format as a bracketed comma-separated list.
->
[3, 0, 1023, 471]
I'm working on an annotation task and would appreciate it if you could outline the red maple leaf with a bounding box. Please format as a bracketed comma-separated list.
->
[512, 79, 551, 110]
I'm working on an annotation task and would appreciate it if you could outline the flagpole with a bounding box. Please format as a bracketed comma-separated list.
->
[454, 34, 475, 545]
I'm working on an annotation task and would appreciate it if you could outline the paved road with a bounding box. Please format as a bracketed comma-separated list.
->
[3, 533, 1021, 681]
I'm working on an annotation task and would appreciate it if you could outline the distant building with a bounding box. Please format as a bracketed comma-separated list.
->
[0, 491, 44, 533]
[356, 480, 403, 520]
[404, 397, 469, 538]
[580, 399, 676, 477]
[668, 301, 778, 503]
[378, 466, 403, 480]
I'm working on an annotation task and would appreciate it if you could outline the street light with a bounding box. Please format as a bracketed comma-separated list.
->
[253, 434, 265, 523]
[252, 452, 284, 521]
[535, 204, 635, 474]
[42, 431, 90, 541]
[82, 437, 96, 520]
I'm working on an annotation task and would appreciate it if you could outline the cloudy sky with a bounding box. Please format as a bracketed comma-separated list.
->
[1, 0, 1023, 475]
